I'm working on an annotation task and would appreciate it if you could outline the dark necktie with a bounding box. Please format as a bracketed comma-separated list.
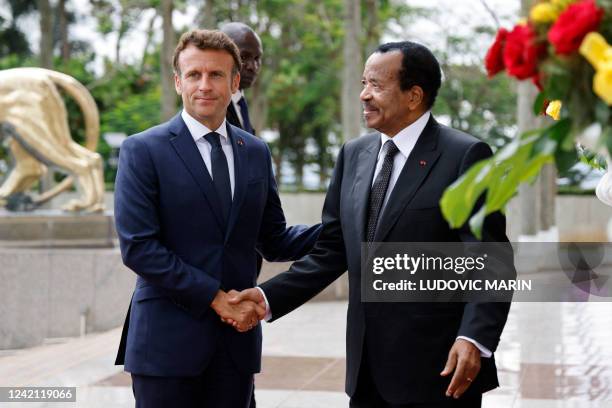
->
[237, 97, 254, 134]
[204, 132, 232, 225]
[366, 140, 399, 242]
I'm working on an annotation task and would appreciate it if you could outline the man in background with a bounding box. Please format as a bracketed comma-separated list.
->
[221, 22, 262, 135]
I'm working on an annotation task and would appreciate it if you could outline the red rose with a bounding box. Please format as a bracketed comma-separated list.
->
[485, 28, 508, 78]
[548, 0, 604, 55]
[503, 24, 545, 80]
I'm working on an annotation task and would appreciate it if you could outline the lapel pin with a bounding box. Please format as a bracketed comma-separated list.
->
[237, 138, 244, 146]
[419, 160, 427, 166]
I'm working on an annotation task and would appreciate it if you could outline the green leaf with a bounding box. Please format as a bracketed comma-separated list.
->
[554, 146, 578, 174]
[440, 159, 492, 228]
[533, 91, 546, 116]
[542, 118, 572, 144]
[468, 205, 487, 240]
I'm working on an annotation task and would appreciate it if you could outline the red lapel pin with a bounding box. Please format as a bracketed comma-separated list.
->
[419, 160, 427, 166]
[237, 138, 244, 146]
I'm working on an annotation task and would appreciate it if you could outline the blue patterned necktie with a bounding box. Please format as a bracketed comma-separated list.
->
[204, 132, 232, 225]
[366, 140, 399, 242]
[237, 97, 254, 135]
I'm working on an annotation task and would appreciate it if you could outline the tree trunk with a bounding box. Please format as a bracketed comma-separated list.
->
[140, 11, 158, 74]
[160, 0, 176, 121]
[517, 81, 542, 236]
[249, 78, 267, 136]
[58, 0, 70, 63]
[38, 0, 53, 69]
[198, 0, 215, 29]
[341, 0, 362, 141]
[364, 0, 379, 55]
[516, 0, 556, 237]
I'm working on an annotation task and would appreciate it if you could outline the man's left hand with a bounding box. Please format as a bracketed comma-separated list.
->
[440, 338, 481, 399]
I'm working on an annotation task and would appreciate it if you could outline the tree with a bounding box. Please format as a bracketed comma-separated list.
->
[341, 0, 362, 143]
[38, 0, 53, 68]
[160, 0, 176, 120]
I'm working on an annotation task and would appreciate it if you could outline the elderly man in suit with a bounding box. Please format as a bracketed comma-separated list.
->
[113, 29, 320, 408]
[230, 41, 512, 408]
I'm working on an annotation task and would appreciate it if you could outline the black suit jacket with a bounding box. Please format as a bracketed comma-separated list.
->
[260, 116, 512, 404]
[227, 102, 255, 136]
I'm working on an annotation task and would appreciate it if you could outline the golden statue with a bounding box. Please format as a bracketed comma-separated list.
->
[0, 68, 105, 212]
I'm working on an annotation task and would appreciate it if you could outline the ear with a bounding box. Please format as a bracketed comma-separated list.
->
[174, 72, 182, 95]
[408, 86, 425, 110]
[231, 72, 240, 94]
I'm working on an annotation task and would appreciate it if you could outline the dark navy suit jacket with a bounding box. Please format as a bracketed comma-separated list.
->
[114, 113, 319, 376]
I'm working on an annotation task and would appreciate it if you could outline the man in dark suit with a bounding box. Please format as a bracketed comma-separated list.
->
[113, 29, 319, 408]
[221, 22, 262, 135]
[230, 41, 512, 407]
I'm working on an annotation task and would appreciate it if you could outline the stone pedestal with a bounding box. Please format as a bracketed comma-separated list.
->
[0, 210, 116, 248]
[0, 248, 134, 349]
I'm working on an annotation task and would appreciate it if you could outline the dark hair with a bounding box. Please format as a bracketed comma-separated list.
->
[173, 29, 242, 75]
[375, 41, 442, 109]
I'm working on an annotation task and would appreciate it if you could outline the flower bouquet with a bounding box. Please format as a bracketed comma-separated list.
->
[440, 0, 612, 237]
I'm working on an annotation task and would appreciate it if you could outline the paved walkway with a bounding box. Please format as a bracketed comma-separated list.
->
[1, 301, 612, 407]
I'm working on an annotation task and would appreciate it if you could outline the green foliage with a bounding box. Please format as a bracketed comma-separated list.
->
[263, 0, 344, 188]
[441, 120, 573, 239]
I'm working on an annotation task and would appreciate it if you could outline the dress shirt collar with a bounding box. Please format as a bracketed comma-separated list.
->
[231, 89, 245, 104]
[181, 109, 229, 143]
[378, 111, 431, 158]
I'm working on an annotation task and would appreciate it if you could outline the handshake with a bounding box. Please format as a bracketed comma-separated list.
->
[210, 288, 266, 332]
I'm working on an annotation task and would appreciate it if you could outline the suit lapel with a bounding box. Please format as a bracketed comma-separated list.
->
[352, 135, 381, 243]
[226, 103, 242, 129]
[168, 114, 225, 230]
[374, 116, 442, 242]
[224, 124, 248, 243]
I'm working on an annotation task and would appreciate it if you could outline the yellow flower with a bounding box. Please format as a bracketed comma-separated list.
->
[580, 32, 612, 105]
[546, 100, 562, 120]
[580, 32, 612, 70]
[530, 3, 559, 24]
[593, 63, 612, 105]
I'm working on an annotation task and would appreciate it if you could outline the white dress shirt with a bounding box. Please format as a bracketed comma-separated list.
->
[257, 110, 491, 358]
[230, 90, 246, 129]
[372, 111, 430, 213]
[181, 109, 235, 198]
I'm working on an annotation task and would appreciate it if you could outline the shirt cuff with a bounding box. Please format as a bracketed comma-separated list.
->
[456, 336, 492, 358]
[256, 287, 272, 321]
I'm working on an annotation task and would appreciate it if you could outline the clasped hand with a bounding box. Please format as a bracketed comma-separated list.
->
[211, 289, 266, 332]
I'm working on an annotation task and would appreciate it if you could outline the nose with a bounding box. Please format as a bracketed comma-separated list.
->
[198, 75, 213, 92]
[245, 58, 259, 73]
[360, 86, 370, 101]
